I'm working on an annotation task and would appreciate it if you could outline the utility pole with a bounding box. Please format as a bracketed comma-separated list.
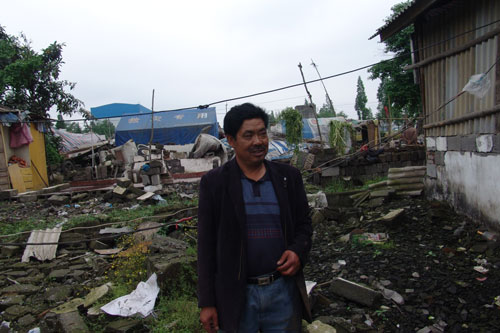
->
[311, 59, 335, 116]
[148, 89, 155, 161]
[298, 62, 323, 147]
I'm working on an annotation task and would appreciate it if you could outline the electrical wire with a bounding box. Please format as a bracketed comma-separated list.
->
[0, 206, 196, 238]
[0, 215, 197, 246]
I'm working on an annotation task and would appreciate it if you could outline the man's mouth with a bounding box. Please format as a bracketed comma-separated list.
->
[249, 146, 266, 155]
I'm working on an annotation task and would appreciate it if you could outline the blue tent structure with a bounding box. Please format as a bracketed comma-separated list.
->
[114, 107, 218, 146]
[90, 103, 151, 119]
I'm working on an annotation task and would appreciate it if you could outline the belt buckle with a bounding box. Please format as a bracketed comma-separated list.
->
[257, 276, 271, 286]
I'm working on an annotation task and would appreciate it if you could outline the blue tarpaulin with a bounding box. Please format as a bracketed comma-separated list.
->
[90, 103, 151, 119]
[114, 107, 218, 146]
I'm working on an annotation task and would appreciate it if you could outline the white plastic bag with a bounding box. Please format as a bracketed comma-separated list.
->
[462, 73, 491, 98]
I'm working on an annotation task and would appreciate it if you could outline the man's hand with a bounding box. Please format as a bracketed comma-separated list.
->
[276, 250, 301, 276]
[200, 306, 219, 332]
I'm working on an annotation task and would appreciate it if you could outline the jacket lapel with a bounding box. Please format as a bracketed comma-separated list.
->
[226, 159, 246, 235]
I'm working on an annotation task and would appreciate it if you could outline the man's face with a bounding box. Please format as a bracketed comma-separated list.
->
[227, 118, 269, 168]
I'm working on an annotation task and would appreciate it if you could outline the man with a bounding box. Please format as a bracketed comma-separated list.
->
[197, 103, 312, 332]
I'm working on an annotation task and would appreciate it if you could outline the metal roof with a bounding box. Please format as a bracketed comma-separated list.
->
[370, 0, 447, 41]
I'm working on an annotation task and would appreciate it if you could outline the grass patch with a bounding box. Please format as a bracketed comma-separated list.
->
[150, 296, 202, 333]
[324, 176, 387, 194]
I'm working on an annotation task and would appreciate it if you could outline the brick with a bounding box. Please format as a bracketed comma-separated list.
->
[426, 137, 436, 151]
[435, 151, 445, 166]
[150, 174, 161, 186]
[329, 277, 382, 307]
[461, 135, 477, 152]
[476, 135, 494, 153]
[426, 163, 437, 178]
[447, 136, 460, 151]
[436, 137, 447, 151]
[493, 134, 500, 153]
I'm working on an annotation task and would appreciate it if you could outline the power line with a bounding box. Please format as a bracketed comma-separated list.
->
[7, 18, 500, 124]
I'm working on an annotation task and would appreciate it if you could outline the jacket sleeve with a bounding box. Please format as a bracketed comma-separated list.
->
[197, 174, 217, 308]
[287, 167, 313, 267]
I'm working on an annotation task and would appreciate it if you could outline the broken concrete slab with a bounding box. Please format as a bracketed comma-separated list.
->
[134, 221, 162, 242]
[83, 283, 111, 308]
[112, 186, 127, 196]
[1, 245, 21, 258]
[306, 320, 337, 333]
[116, 178, 132, 188]
[137, 192, 155, 201]
[396, 190, 423, 196]
[370, 189, 395, 198]
[48, 194, 71, 205]
[57, 311, 90, 332]
[0, 295, 26, 310]
[147, 252, 196, 290]
[378, 208, 405, 222]
[16, 193, 38, 203]
[0, 284, 40, 295]
[329, 277, 381, 307]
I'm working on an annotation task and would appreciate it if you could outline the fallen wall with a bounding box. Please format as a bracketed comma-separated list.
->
[425, 135, 500, 229]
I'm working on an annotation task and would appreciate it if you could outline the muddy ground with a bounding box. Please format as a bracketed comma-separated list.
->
[1, 185, 500, 332]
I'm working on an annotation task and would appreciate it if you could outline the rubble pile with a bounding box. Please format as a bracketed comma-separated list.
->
[305, 196, 500, 332]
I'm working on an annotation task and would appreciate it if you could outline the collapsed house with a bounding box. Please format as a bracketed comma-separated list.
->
[372, 0, 500, 228]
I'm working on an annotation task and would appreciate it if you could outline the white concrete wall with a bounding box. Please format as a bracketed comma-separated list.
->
[431, 151, 500, 227]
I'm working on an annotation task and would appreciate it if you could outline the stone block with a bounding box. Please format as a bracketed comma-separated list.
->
[426, 137, 436, 151]
[321, 166, 339, 177]
[436, 137, 447, 151]
[48, 194, 70, 205]
[0, 189, 18, 200]
[150, 174, 161, 186]
[17, 194, 38, 203]
[461, 135, 477, 152]
[147, 253, 197, 291]
[329, 277, 382, 307]
[426, 163, 437, 178]
[57, 311, 90, 333]
[141, 175, 150, 186]
[476, 135, 494, 153]
[434, 151, 445, 166]
[493, 134, 500, 153]
[447, 136, 460, 151]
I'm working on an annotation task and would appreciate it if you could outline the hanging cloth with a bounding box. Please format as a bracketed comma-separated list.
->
[10, 123, 34, 148]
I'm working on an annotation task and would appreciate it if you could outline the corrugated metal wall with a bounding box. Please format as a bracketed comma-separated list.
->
[419, 0, 500, 136]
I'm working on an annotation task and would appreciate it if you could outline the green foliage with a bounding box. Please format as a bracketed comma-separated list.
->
[328, 120, 353, 155]
[55, 114, 66, 129]
[355, 76, 373, 120]
[279, 107, 303, 151]
[44, 133, 64, 165]
[368, 1, 421, 120]
[0, 25, 82, 120]
[318, 94, 336, 117]
[83, 119, 116, 139]
[66, 121, 83, 133]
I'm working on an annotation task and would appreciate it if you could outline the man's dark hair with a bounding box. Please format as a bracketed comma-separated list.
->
[223, 103, 269, 138]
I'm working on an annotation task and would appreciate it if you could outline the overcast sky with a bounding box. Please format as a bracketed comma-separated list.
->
[2, 0, 402, 124]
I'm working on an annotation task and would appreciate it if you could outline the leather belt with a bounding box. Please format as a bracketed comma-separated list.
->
[247, 271, 281, 286]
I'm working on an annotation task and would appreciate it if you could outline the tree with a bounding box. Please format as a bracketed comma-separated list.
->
[0, 26, 82, 120]
[318, 94, 336, 118]
[83, 119, 116, 139]
[66, 122, 82, 133]
[368, 1, 421, 120]
[355, 76, 373, 120]
[278, 107, 302, 151]
[55, 114, 66, 129]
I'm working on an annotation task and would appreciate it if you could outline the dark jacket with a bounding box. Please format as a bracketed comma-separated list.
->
[197, 158, 313, 331]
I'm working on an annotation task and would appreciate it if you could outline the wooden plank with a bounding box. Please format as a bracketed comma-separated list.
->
[8, 164, 26, 193]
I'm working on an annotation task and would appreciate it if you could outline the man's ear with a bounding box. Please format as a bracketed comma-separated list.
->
[227, 135, 236, 147]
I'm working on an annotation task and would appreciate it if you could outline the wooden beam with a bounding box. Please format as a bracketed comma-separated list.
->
[405, 28, 500, 71]
[423, 104, 500, 129]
